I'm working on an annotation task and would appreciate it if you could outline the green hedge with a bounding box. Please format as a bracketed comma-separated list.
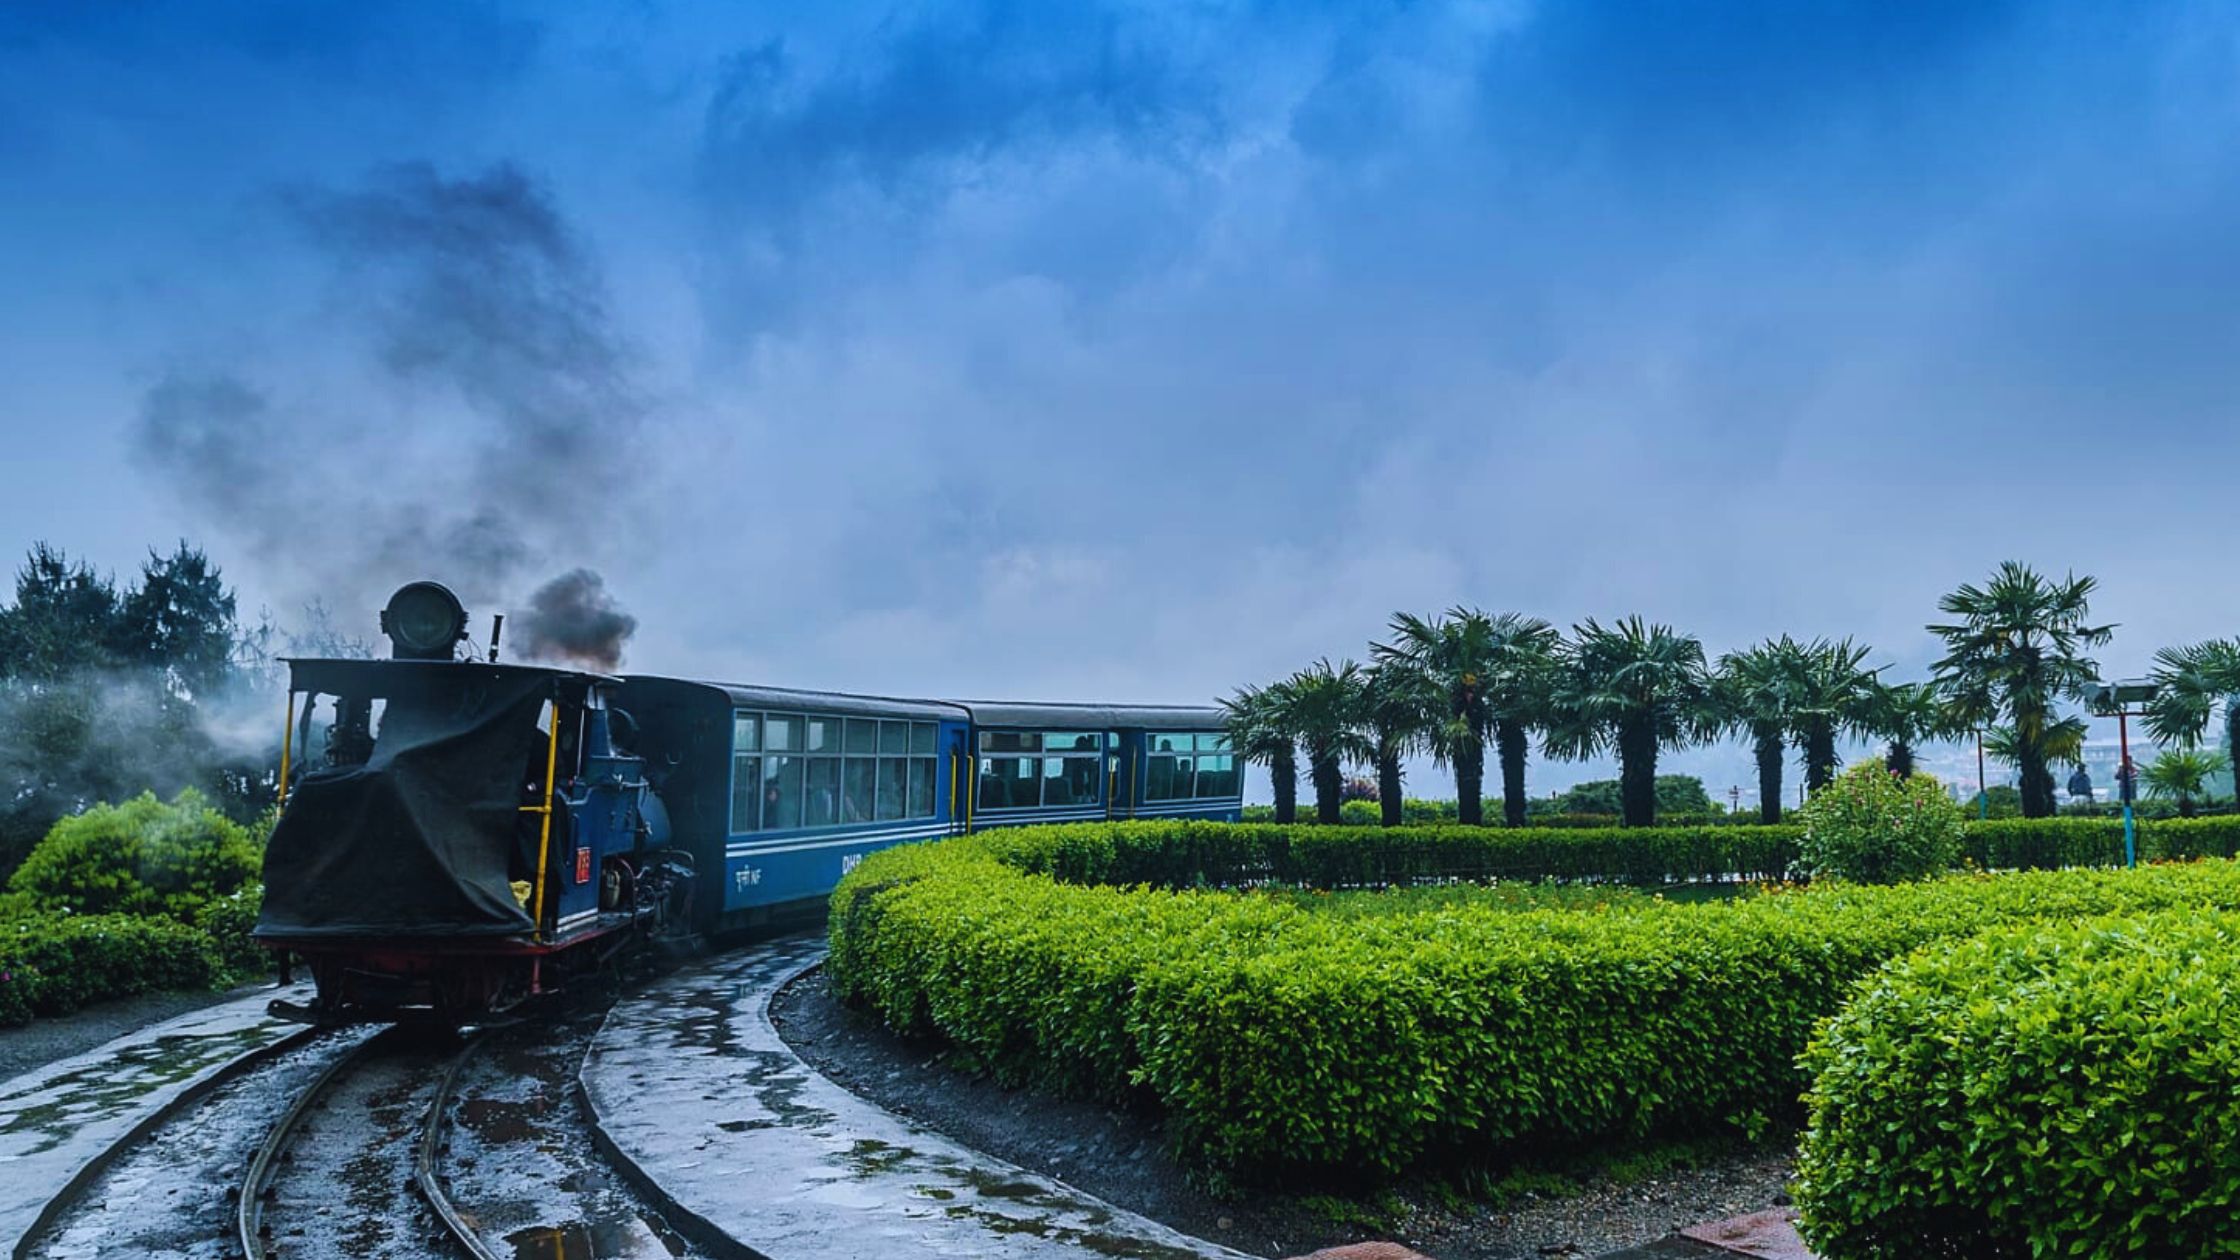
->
[1796, 912, 2240, 1257]
[0, 913, 229, 1026]
[980, 819, 1803, 887]
[1197, 815, 2240, 881]
[1243, 802, 1738, 828]
[830, 827, 2240, 1182]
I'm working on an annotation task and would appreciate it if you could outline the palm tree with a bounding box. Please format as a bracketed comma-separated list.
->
[1373, 608, 1558, 827]
[2142, 747, 2229, 818]
[1859, 680, 1960, 779]
[1715, 638, 1803, 825]
[1928, 563, 2113, 819]
[1372, 609, 1498, 825]
[1546, 617, 1717, 827]
[1788, 637, 1880, 792]
[1982, 717, 2087, 808]
[1483, 614, 1564, 827]
[1362, 662, 1433, 827]
[1269, 659, 1375, 824]
[2145, 638, 2240, 781]
[1221, 683, 1298, 824]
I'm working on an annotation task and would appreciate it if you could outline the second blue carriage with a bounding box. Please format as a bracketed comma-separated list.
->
[613, 680, 1242, 931]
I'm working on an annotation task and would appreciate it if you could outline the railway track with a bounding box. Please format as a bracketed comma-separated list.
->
[236, 1024, 501, 1260]
[22, 986, 710, 1260]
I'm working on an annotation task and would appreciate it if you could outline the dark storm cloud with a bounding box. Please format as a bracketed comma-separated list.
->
[133, 162, 644, 643]
[695, 0, 1226, 332]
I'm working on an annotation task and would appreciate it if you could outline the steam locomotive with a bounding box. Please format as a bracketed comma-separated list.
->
[255, 581, 1242, 1023]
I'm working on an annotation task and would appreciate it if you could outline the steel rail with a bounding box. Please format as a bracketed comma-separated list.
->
[237, 1026, 406, 1260]
[413, 1029, 501, 1260]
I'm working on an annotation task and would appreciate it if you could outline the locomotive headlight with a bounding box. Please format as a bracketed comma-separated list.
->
[381, 581, 468, 660]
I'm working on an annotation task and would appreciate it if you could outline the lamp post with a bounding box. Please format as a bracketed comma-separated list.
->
[1975, 728, 1988, 820]
[2091, 679, 2162, 869]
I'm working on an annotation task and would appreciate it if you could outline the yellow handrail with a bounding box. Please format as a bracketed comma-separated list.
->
[277, 689, 295, 806]
[525, 701, 561, 937]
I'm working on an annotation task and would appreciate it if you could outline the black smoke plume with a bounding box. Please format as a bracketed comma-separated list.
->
[132, 162, 644, 634]
[513, 569, 637, 671]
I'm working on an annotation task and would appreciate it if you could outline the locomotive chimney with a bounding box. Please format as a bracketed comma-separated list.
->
[489, 614, 505, 663]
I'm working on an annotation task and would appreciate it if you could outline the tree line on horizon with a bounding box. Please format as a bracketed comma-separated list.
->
[1223, 561, 2240, 828]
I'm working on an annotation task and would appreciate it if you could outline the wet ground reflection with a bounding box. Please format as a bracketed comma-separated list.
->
[582, 935, 1253, 1259]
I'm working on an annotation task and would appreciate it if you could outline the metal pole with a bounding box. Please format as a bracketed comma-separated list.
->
[277, 689, 296, 806]
[1976, 729, 1988, 819]
[2120, 708, 2136, 868]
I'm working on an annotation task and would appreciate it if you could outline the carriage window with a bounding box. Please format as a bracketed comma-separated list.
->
[1198, 733, 1230, 753]
[762, 755, 804, 829]
[1041, 756, 1100, 806]
[876, 758, 907, 820]
[908, 757, 936, 818]
[979, 756, 1039, 809]
[730, 753, 761, 832]
[735, 709, 936, 829]
[1147, 751, 1197, 801]
[731, 711, 762, 830]
[981, 731, 1040, 753]
[843, 757, 877, 822]
[1194, 754, 1237, 798]
[804, 757, 840, 827]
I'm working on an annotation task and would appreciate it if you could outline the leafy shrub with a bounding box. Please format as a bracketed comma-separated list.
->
[831, 827, 2240, 1181]
[0, 913, 227, 1020]
[194, 882, 266, 977]
[6, 789, 261, 922]
[1796, 912, 2240, 1258]
[1796, 762, 1962, 883]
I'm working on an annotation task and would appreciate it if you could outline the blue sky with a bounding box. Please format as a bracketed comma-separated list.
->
[6, 1, 2239, 797]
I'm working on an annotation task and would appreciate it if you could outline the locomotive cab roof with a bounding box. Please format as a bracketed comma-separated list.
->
[284, 656, 620, 696]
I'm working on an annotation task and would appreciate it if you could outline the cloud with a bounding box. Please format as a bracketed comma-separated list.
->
[16, 0, 2240, 798]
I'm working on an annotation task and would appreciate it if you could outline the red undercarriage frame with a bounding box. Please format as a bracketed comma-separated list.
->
[261, 918, 629, 1024]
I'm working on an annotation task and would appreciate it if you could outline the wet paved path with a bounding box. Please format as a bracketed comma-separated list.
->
[581, 935, 1259, 1260]
[0, 981, 312, 1253]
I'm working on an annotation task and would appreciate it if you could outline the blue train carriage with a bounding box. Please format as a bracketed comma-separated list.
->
[951, 702, 1244, 828]
[614, 678, 973, 931]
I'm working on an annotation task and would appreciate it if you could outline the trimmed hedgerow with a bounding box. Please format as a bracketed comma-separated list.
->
[830, 828, 2240, 1182]
[972, 819, 1803, 887]
[1795, 912, 2240, 1258]
[1096, 815, 2240, 882]
[0, 913, 228, 1025]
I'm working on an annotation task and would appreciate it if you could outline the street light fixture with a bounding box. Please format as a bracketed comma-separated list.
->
[2089, 678, 2161, 868]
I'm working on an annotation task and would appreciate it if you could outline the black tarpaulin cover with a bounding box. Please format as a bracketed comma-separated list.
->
[258, 670, 552, 938]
